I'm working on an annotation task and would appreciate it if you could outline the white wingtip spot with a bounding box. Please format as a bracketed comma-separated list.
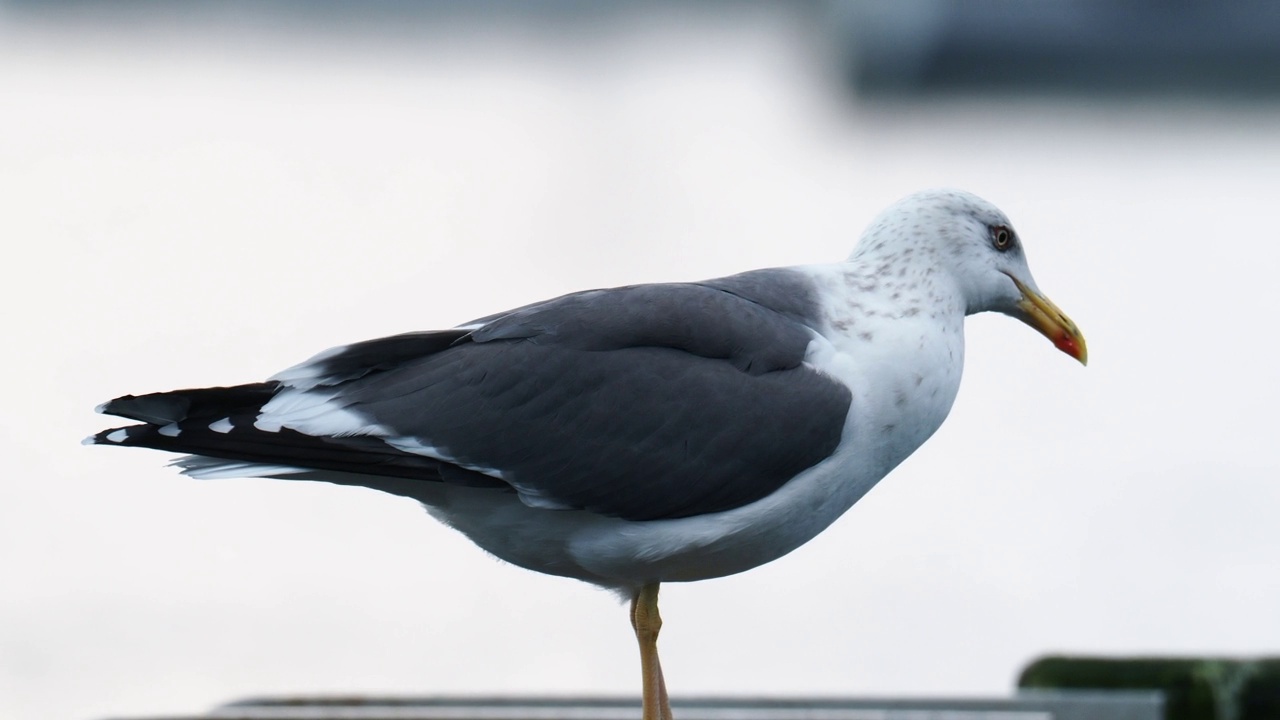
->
[209, 417, 234, 434]
[94, 402, 109, 414]
[106, 429, 129, 443]
[80, 435, 97, 446]
[158, 423, 181, 438]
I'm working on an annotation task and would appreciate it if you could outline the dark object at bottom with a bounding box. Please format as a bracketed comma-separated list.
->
[1019, 656, 1280, 720]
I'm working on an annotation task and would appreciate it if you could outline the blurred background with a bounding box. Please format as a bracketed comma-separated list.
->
[3, 2, 1279, 719]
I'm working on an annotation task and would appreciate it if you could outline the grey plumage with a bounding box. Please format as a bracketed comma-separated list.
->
[92, 268, 851, 522]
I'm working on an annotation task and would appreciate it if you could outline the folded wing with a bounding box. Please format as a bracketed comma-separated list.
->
[91, 270, 853, 521]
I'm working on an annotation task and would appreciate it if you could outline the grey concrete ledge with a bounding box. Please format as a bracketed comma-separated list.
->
[103, 691, 1163, 720]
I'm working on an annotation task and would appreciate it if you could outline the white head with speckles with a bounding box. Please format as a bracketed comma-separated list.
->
[855, 189, 1087, 364]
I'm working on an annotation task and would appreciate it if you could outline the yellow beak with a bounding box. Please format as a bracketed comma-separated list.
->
[1007, 274, 1088, 366]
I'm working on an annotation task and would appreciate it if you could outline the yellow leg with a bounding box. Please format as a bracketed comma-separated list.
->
[631, 582, 674, 720]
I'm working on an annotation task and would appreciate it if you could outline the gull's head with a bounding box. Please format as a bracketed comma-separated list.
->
[856, 189, 1088, 365]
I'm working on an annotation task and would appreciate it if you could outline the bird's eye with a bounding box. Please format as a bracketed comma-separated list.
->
[991, 225, 1014, 251]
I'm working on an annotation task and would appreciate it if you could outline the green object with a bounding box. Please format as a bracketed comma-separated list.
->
[1019, 656, 1280, 720]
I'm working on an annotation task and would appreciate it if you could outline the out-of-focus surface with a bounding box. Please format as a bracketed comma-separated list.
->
[194, 692, 1166, 720]
[2, 3, 1279, 720]
[834, 0, 1280, 94]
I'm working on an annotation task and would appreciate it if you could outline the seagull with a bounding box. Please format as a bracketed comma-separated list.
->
[88, 189, 1086, 720]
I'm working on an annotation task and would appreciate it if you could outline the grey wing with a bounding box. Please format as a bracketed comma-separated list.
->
[336, 271, 852, 520]
[92, 270, 853, 522]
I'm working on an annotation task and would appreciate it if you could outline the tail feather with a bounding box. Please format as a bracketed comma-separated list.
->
[88, 385, 506, 491]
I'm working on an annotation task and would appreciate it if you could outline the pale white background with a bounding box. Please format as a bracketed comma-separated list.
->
[3, 5, 1279, 720]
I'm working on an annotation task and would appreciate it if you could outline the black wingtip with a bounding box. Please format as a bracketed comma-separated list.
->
[94, 383, 281, 426]
[95, 393, 192, 425]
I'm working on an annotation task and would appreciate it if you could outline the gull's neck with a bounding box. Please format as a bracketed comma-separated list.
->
[799, 249, 968, 476]
[833, 239, 968, 331]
